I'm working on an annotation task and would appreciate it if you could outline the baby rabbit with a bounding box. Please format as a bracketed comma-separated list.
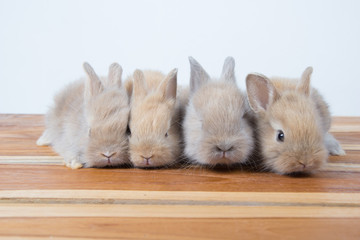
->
[246, 67, 345, 175]
[183, 57, 255, 167]
[127, 69, 184, 168]
[37, 62, 130, 169]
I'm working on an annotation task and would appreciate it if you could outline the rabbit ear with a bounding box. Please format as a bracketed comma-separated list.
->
[246, 73, 279, 113]
[132, 69, 147, 101]
[106, 62, 123, 88]
[189, 57, 210, 94]
[297, 66, 313, 96]
[158, 68, 177, 101]
[220, 56, 236, 83]
[83, 62, 103, 101]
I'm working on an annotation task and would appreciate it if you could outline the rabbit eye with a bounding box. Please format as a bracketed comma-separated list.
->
[165, 132, 168, 137]
[126, 125, 131, 137]
[277, 130, 285, 142]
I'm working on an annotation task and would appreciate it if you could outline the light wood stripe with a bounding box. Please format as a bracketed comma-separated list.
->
[0, 190, 359, 205]
[0, 156, 63, 165]
[330, 125, 360, 132]
[324, 163, 360, 172]
[0, 238, 90, 240]
[341, 144, 360, 151]
[0, 238, 98, 240]
[0, 204, 359, 218]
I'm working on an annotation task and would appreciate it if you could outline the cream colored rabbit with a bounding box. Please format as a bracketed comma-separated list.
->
[37, 62, 130, 169]
[183, 57, 255, 167]
[127, 69, 185, 168]
[246, 67, 345, 175]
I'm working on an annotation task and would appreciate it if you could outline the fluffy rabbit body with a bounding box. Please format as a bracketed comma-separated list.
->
[127, 69, 184, 168]
[246, 67, 345, 175]
[37, 63, 130, 169]
[183, 57, 255, 167]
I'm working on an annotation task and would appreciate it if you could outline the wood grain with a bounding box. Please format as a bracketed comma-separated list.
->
[1, 190, 359, 204]
[0, 114, 55, 156]
[0, 114, 359, 239]
[2, 204, 360, 218]
[0, 164, 359, 192]
[0, 218, 358, 240]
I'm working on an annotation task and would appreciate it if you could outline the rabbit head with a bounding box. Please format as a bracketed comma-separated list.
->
[183, 57, 254, 167]
[82, 62, 130, 167]
[246, 67, 328, 175]
[128, 69, 180, 168]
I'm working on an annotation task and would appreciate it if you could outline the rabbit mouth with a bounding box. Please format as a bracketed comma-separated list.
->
[98, 157, 128, 167]
[275, 161, 317, 175]
[101, 156, 114, 164]
[291, 162, 317, 174]
[208, 157, 234, 165]
[209, 149, 240, 164]
[132, 156, 172, 168]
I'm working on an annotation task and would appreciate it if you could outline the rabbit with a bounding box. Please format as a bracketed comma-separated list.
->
[36, 62, 131, 169]
[246, 67, 345, 175]
[183, 57, 255, 167]
[126, 68, 186, 168]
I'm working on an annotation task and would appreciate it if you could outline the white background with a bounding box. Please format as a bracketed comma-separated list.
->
[0, 0, 359, 115]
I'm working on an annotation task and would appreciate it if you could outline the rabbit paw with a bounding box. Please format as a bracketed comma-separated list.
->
[65, 158, 83, 169]
[36, 131, 52, 146]
[325, 133, 346, 156]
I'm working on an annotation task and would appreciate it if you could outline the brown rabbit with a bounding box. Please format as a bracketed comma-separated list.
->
[246, 67, 345, 175]
[37, 62, 130, 169]
[126, 69, 185, 168]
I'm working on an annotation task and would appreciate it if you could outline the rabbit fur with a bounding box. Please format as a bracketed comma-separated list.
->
[246, 67, 345, 175]
[183, 57, 255, 167]
[126, 69, 187, 168]
[37, 62, 130, 169]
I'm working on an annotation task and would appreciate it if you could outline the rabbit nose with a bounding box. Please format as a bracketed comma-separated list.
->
[298, 161, 306, 169]
[216, 145, 233, 158]
[216, 145, 233, 152]
[101, 152, 116, 158]
[141, 155, 153, 166]
[101, 152, 116, 160]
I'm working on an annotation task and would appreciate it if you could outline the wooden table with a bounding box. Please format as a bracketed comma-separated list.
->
[0, 114, 359, 239]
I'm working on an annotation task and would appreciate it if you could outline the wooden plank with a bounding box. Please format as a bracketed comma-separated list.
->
[0, 114, 54, 156]
[330, 125, 360, 132]
[0, 164, 359, 192]
[324, 163, 360, 172]
[0, 156, 63, 165]
[331, 117, 360, 132]
[0, 190, 359, 205]
[331, 116, 360, 122]
[0, 114, 359, 239]
[0, 218, 358, 240]
[1, 156, 360, 172]
[1, 191, 359, 218]
[340, 144, 360, 151]
[332, 132, 360, 145]
[329, 151, 360, 164]
[1, 203, 360, 218]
